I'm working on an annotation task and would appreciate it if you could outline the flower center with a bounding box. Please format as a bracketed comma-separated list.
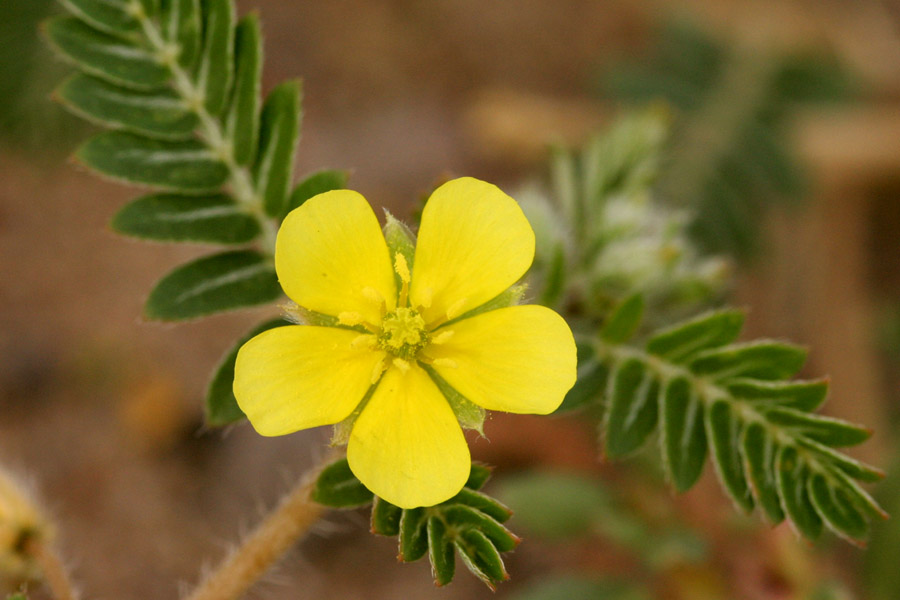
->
[378, 307, 428, 360]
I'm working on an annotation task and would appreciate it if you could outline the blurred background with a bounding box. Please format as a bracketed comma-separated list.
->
[2, 0, 900, 598]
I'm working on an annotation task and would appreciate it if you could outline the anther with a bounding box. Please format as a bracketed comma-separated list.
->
[392, 358, 411, 373]
[350, 334, 377, 350]
[370, 356, 387, 384]
[338, 312, 365, 326]
[362, 286, 387, 314]
[445, 297, 469, 321]
[430, 330, 454, 345]
[432, 358, 458, 369]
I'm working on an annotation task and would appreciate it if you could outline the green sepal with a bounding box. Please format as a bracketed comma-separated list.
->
[284, 169, 350, 217]
[197, 0, 234, 115]
[603, 358, 658, 458]
[370, 497, 402, 536]
[254, 80, 302, 217]
[776, 445, 823, 539]
[741, 421, 785, 524]
[58, 0, 140, 37]
[690, 341, 807, 382]
[160, 0, 201, 69]
[55, 73, 198, 140]
[399, 507, 429, 562]
[808, 472, 869, 542]
[225, 13, 261, 166]
[311, 458, 374, 508]
[660, 376, 707, 492]
[465, 463, 493, 491]
[646, 309, 745, 363]
[443, 284, 527, 327]
[144, 250, 280, 320]
[423, 366, 485, 435]
[600, 293, 644, 344]
[76, 131, 228, 192]
[706, 399, 754, 512]
[205, 317, 289, 426]
[763, 407, 871, 447]
[454, 529, 508, 589]
[44, 16, 170, 90]
[725, 378, 829, 412]
[111, 193, 260, 244]
[427, 516, 455, 586]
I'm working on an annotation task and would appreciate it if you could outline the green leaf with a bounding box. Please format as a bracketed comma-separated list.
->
[776, 445, 823, 539]
[311, 458, 374, 508]
[56, 73, 198, 139]
[144, 250, 280, 320]
[660, 376, 707, 492]
[225, 14, 261, 166]
[600, 294, 644, 344]
[370, 497, 402, 536]
[58, 0, 140, 36]
[284, 169, 350, 216]
[465, 463, 493, 491]
[604, 359, 658, 458]
[427, 516, 455, 586]
[706, 399, 754, 512]
[690, 341, 807, 381]
[254, 80, 302, 217]
[763, 407, 871, 447]
[510, 576, 651, 600]
[197, 0, 234, 115]
[726, 378, 829, 412]
[646, 309, 744, 363]
[44, 16, 170, 90]
[808, 472, 869, 541]
[455, 529, 507, 588]
[111, 192, 260, 244]
[442, 505, 519, 552]
[794, 437, 884, 483]
[77, 131, 228, 192]
[399, 507, 428, 562]
[205, 317, 288, 426]
[160, 0, 201, 68]
[450, 488, 512, 523]
[556, 344, 608, 413]
[741, 421, 785, 523]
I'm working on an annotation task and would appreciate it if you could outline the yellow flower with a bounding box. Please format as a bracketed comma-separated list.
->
[234, 177, 577, 508]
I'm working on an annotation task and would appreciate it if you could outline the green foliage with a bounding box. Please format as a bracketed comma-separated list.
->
[313, 459, 516, 589]
[580, 304, 885, 542]
[603, 21, 854, 258]
[508, 576, 651, 600]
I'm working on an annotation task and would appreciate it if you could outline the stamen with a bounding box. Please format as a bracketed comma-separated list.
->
[338, 312, 365, 326]
[350, 334, 377, 350]
[394, 254, 411, 283]
[362, 286, 387, 315]
[430, 330, 455, 345]
[392, 358, 411, 373]
[370, 356, 387, 384]
[432, 358, 458, 369]
[445, 297, 469, 321]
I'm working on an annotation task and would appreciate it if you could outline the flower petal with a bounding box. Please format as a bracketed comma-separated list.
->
[276, 190, 396, 324]
[409, 177, 535, 326]
[426, 305, 576, 414]
[347, 364, 470, 508]
[234, 326, 385, 436]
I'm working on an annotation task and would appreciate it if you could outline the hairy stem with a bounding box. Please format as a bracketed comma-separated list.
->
[184, 451, 338, 600]
[25, 538, 79, 600]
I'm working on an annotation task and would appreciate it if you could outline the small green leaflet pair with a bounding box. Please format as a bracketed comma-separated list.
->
[562, 295, 886, 543]
[44, 0, 349, 423]
[313, 458, 518, 589]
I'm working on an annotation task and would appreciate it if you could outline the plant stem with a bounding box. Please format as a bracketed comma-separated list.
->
[184, 451, 338, 600]
[25, 538, 79, 600]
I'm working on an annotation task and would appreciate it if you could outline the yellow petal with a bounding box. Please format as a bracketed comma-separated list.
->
[234, 326, 385, 436]
[276, 190, 396, 325]
[409, 177, 535, 326]
[347, 364, 470, 508]
[426, 305, 577, 414]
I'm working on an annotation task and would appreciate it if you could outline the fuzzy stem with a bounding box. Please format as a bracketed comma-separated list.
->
[25, 538, 79, 600]
[184, 452, 338, 600]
